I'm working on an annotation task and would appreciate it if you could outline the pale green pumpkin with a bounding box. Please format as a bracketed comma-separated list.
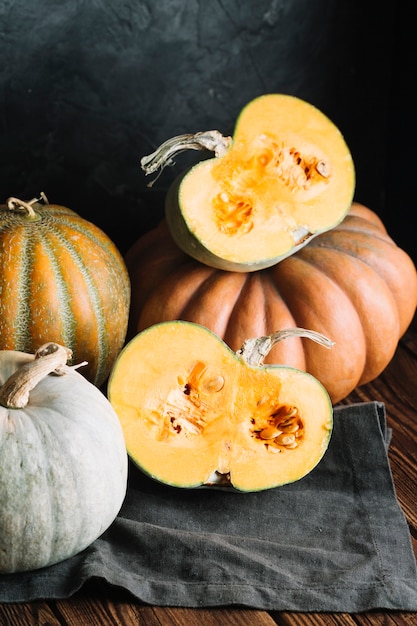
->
[0, 343, 128, 574]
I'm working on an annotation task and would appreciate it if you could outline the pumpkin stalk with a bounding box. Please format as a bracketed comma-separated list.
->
[237, 328, 334, 367]
[0, 342, 84, 409]
[141, 130, 232, 186]
[6, 192, 49, 221]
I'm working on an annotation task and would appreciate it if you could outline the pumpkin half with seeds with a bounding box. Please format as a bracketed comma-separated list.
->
[125, 203, 417, 405]
[141, 93, 355, 271]
[108, 321, 333, 491]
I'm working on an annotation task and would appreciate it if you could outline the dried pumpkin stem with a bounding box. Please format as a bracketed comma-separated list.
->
[6, 192, 49, 220]
[237, 328, 334, 367]
[0, 342, 82, 409]
[140, 130, 232, 187]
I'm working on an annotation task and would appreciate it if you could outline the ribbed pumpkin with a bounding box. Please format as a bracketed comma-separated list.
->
[126, 203, 417, 404]
[0, 195, 130, 387]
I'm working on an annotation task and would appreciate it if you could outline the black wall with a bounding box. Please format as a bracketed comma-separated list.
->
[0, 1, 414, 263]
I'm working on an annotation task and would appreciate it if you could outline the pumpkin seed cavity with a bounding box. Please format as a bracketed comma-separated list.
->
[211, 134, 329, 237]
[251, 404, 304, 453]
[162, 361, 223, 438]
[159, 360, 303, 455]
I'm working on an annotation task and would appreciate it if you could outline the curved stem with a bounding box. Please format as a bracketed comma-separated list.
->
[6, 192, 49, 220]
[0, 343, 74, 409]
[237, 328, 334, 367]
[140, 130, 232, 187]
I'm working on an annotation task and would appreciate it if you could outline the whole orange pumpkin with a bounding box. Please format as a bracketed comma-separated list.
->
[0, 194, 130, 387]
[126, 203, 417, 404]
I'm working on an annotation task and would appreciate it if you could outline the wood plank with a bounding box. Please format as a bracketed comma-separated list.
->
[0, 600, 279, 626]
[271, 612, 357, 626]
[271, 612, 416, 625]
[271, 613, 357, 625]
[0, 601, 62, 626]
[151, 606, 278, 625]
[347, 613, 417, 625]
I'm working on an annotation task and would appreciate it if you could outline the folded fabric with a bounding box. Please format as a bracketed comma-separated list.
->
[1, 401, 417, 611]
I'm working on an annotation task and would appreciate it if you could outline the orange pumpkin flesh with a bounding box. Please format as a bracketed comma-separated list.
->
[125, 203, 417, 404]
[144, 94, 355, 271]
[108, 321, 333, 492]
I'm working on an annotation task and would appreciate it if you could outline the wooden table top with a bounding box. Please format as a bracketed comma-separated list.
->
[1, 316, 416, 626]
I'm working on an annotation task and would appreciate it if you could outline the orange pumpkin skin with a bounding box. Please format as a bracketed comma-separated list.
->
[126, 203, 417, 404]
[0, 198, 130, 387]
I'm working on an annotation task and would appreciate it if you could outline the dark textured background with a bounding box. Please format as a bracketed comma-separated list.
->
[0, 1, 414, 262]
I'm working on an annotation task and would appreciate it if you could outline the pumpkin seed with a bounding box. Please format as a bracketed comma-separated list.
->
[315, 160, 328, 177]
[284, 440, 299, 449]
[259, 425, 283, 440]
[275, 433, 296, 446]
[266, 445, 281, 453]
[253, 403, 303, 451]
[202, 375, 225, 393]
[280, 422, 300, 434]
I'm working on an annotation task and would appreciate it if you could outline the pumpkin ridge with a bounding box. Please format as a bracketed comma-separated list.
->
[55, 213, 131, 306]
[0, 411, 51, 571]
[298, 246, 400, 382]
[225, 272, 272, 345]
[347, 203, 387, 228]
[272, 254, 367, 398]
[322, 221, 393, 244]
[261, 273, 297, 331]
[183, 270, 247, 339]
[259, 275, 305, 369]
[138, 262, 216, 331]
[126, 245, 191, 334]
[223, 272, 258, 345]
[306, 230, 401, 267]
[48, 208, 130, 287]
[7, 229, 32, 351]
[41, 222, 107, 384]
[36, 232, 76, 347]
[2, 406, 70, 567]
[299, 242, 387, 283]
[277, 252, 345, 309]
[307, 231, 410, 276]
[31, 408, 81, 562]
[51, 225, 110, 381]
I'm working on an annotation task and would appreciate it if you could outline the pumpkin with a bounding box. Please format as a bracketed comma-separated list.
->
[125, 203, 417, 404]
[108, 321, 333, 491]
[141, 93, 355, 271]
[0, 194, 130, 387]
[0, 342, 127, 574]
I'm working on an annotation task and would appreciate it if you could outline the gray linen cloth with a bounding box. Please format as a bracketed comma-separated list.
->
[1, 401, 417, 611]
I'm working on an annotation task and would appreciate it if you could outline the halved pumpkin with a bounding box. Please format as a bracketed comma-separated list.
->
[142, 94, 355, 271]
[108, 321, 333, 492]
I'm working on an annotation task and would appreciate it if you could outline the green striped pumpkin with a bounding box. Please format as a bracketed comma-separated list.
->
[0, 195, 130, 386]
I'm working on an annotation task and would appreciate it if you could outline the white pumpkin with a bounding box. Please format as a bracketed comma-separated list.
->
[0, 342, 128, 574]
